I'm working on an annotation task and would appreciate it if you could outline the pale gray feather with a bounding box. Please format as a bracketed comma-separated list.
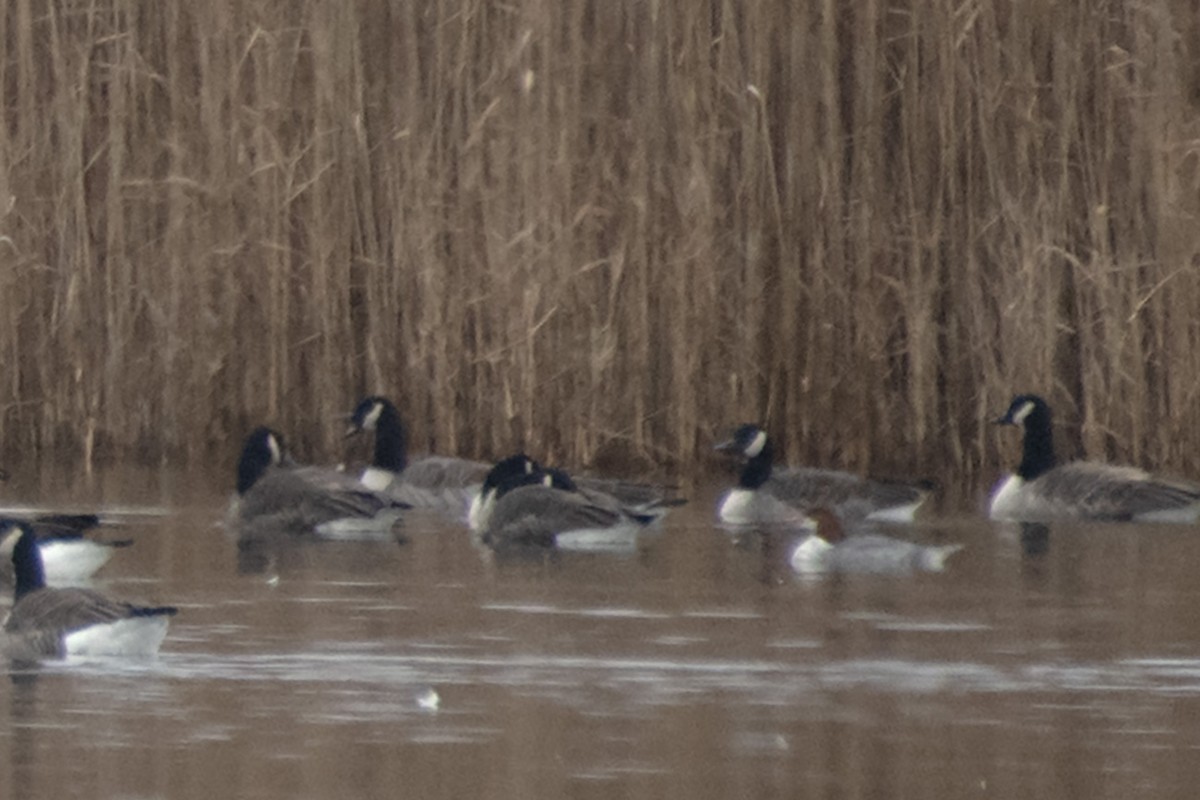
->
[1022, 462, 1200, 521]
[5, 587, 149, 635]
[235, 467, 406, 538]
[765, 468, 928, 522]
[370, 456, 491, 513]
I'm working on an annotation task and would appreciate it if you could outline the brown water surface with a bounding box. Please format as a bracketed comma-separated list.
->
[1, 466, 1199, 799]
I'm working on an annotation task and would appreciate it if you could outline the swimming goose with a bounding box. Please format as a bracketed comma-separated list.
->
[989, 394, 1200, 522]
[345, 396, 491, 515]
[0, 499, 130, 582]
[715, 424, 931, 526]
[0, 469, 135, 581]
[0, 512, 130, 584]
[790, 509, 963, 575]
[468, 455, 682, 534]
[479, 466, 656, 552]
[0, 520, 176, 658]
[33, 526, 132, 585]
[231, 427, 410, 539]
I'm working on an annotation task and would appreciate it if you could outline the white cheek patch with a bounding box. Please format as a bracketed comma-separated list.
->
[0, 527, 18, 556]
[744, 430, 767, 458]
[1011, 401, 1036, 425]
[267, 433, 282, 465]
[362, 402, 384, 431]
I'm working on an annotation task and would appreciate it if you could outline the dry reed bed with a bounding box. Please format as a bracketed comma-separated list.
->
[0, 0, 1197, 491]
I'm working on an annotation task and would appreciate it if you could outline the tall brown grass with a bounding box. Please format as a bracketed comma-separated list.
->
[0, 1, 1198, 492]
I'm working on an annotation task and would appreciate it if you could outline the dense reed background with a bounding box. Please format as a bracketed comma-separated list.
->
[0, 0, 1198, 488]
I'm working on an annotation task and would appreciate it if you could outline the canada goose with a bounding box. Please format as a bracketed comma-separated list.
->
[32, 526, 133, 585]
[468, 455, 681, 535]
[231, 427, 410, 539]
[0, 512, 130, 584]
[989, 394, 1200, 522]
[479, 465, 656, 552]
[0, 478, 132, 585]
[790, 508, 963, 575]
[345, 396, 491, 515]
[0, 520, 176, 658]
[715, 424, 931, 526]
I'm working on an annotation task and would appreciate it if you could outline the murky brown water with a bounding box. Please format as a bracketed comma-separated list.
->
[2, 465, 1200, 799]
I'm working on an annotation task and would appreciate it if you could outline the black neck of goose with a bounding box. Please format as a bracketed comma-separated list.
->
[1017, 409, 1057, 480]
[372, 402, 408, 473]
[12, 530, 46, 601]
[237, 441, 272, 495]
[738, 440, 774, 489]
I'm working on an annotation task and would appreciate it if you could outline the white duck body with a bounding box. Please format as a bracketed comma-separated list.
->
[790, 510, 962, 576]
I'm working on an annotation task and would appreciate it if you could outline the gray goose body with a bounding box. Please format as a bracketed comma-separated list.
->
[478, 464, 653, 553]
[989, 394, 1200, 522]
[567, 475, 685, 521]
[468, 455, 683, 533]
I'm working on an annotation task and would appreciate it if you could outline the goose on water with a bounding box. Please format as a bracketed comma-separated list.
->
[989, 394, 1200, 523]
